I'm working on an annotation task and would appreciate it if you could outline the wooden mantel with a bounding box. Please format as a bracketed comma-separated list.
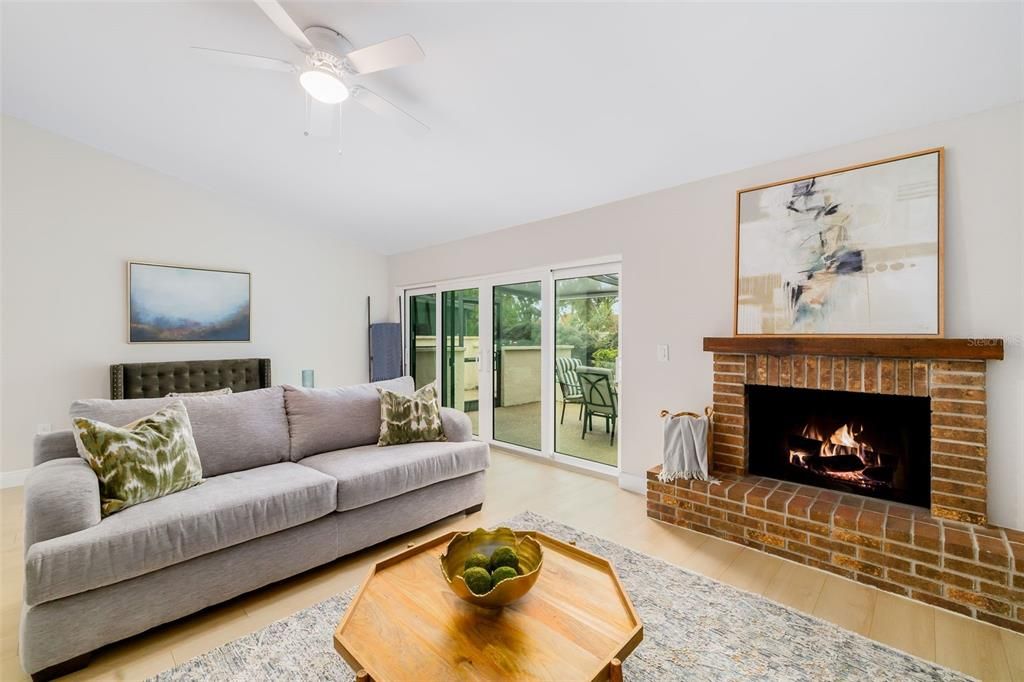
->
[703, 337, 1004, 360]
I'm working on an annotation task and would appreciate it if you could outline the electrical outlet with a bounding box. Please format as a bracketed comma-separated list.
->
[657, 344, 670, 362]
[36, 423, 51, 435]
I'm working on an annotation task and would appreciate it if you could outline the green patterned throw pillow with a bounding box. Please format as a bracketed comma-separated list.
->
[72, 400, 203, 516]
[377, 383, 447, 446]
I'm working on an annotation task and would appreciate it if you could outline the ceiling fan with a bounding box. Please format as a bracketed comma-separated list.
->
[193, 0, 428, 145]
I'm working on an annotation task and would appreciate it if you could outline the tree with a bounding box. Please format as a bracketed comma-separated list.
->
[495, 286, 542, 345]
[556, 296, 619, 364]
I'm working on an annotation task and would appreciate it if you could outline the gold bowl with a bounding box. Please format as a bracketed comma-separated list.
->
[439, 527, 544, 608]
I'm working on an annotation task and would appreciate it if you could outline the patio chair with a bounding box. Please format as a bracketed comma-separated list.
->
[555, 357, 585, 424]
[577, 366, 618, 445]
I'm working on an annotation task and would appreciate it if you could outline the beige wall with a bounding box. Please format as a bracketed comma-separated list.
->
[389, 104, 1024, 530]
[0, 117, 390, 477]
[498, 345, 574, 407]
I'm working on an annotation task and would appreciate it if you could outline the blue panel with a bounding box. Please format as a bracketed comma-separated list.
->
[369, 323, 403, 381]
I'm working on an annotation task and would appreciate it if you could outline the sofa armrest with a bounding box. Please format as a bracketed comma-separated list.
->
[24, 458, 101, 548]
[33, 430, 78, 465]
[440, 407, 474, 443]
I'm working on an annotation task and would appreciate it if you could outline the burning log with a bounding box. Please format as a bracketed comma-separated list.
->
[825, 444, 864, 459]
[862, 466, 894, 483]
[816, 454, 865, 473]
[786, 421, 897, 490]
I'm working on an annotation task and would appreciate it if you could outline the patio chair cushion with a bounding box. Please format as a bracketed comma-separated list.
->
[556, 357, 583, 399]
[578, 366, 618, 416]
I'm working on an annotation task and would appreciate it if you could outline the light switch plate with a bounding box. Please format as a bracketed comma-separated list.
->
[657, 344, 670, 362]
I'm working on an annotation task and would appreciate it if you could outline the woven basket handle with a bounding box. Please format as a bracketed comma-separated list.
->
[658, 406, 715, 472]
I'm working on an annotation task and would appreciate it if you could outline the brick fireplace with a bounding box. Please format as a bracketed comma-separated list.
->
[647, 337, 1024, 633]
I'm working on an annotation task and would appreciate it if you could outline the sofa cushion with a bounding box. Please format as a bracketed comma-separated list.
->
[284, 376, 414, 460]
[24, 462, 336, 606]
[298, 440, 490, 512]
[377, 382, 446, 446]
[69, 387, 289, 477]
[72, 401, 203, 516]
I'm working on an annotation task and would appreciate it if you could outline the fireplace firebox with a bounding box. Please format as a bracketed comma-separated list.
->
[746, 385, 931, 507]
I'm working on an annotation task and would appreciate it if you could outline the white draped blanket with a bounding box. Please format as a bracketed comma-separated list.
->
[659, 412, 711, 483]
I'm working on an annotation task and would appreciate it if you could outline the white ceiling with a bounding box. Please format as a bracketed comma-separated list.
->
[3, 2, 1021, 255]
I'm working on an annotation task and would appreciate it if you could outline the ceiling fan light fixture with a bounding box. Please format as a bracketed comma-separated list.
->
[300, 67, 349, 104]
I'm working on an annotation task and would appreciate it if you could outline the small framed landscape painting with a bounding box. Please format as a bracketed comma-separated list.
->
[128, 262, 251, 343]
[735, 148, 943, 336]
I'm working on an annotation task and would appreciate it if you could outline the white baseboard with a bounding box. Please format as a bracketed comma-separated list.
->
[0, 468, 29, 489]
[618, 471, 646, 494]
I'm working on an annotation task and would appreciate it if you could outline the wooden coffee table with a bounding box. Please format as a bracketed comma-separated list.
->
[334, 530, 643, 681]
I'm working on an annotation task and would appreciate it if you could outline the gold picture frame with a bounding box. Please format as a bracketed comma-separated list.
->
[733, 148, 944, 337]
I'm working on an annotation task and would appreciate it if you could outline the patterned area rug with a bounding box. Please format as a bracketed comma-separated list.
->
[151, 511, 970, 681]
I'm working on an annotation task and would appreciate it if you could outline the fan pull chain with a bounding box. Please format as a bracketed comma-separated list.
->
[336, 103, 344, 155]
[303, 93, 311, 137]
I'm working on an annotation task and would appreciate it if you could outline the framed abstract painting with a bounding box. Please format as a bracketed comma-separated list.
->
[128, 262, 251, 342]
[734, 148, 943, 336]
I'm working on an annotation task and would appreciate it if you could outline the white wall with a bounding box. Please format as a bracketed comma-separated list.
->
[389, 103, 1024, 530]
[0, 116, 390, 476]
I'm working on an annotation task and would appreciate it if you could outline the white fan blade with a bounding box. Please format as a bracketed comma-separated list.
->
[344, 35, 424, 75]
[253, 0, 313, 53]
[351, 86, 429, 135]
[191, 46, 297, 72]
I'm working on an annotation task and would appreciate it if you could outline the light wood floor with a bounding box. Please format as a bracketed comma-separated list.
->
[1, 449, 1022, 681]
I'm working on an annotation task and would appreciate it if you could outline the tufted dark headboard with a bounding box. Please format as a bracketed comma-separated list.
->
[110, 358, 272, 399]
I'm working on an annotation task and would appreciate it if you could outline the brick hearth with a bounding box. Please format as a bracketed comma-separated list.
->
[646, 467, 1024, 633]
[647, 341, 1020, 632]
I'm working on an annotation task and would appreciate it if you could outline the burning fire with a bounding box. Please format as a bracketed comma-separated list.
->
[788, 421, 886, 488]
[825, 470, 876, 483]
[824, 423, 867, 457]
[799, 422, 871, 460]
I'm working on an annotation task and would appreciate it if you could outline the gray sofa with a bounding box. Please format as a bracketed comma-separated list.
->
[20, 376, 489, 679]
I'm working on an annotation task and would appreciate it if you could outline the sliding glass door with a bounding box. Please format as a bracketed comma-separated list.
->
[441, 288, 480, 435]
[492, 281, 542, 450]
[402, 260, 620, 474]
[407, 292, 436, 389]
[554, 272, 620, 466]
